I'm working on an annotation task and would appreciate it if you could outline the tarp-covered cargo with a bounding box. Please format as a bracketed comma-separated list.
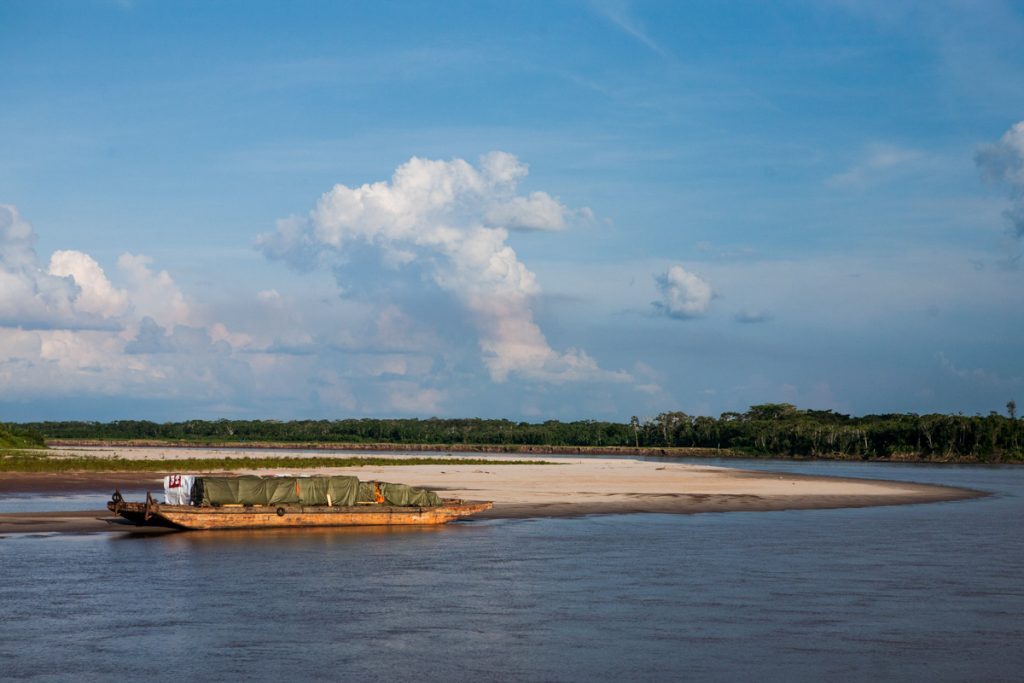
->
[379, 482, 442, 507]
[196, 475, 440, 508]
[355, 481, 442, 506]
[198, 475, 359, 507]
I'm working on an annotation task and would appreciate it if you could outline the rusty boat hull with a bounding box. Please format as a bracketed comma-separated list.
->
[107, 496, 493, 530]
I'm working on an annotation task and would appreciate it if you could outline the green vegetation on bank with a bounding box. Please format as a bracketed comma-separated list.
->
[13, 401, 1024, 462]
[0, 424, 46, 451]
[0, 453, 550, 473]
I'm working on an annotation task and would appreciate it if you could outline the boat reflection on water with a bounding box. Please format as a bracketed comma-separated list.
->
[111, 522, 458, 547]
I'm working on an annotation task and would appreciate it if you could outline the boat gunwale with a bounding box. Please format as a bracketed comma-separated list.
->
[105, 498, 493, 530]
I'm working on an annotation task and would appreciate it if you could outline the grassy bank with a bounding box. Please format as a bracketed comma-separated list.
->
[0, 424, 46, 451]
[0, 453, 552, 473]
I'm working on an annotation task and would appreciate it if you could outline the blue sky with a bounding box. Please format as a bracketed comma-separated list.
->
[2, 0, 1023, 421]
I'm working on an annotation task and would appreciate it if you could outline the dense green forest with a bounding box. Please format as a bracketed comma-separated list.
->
[11, 402, 1024, 462]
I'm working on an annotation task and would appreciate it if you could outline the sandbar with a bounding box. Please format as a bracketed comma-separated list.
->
[0, 447, 984, 535]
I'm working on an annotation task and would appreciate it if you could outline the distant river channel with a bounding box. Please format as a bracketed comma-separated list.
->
[1, 459, 1022, 682]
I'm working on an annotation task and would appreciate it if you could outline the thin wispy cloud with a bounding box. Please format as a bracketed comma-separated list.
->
[826, 144, 925, 189]
[936, 352, 1022, 387]
[590, 0, 672, 60]
[734, 310, 773, 324]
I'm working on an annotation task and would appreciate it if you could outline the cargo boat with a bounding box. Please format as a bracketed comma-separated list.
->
[106, 474, 492, 530]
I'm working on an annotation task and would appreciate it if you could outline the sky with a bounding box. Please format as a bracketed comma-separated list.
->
[2, 0, 1024, 422]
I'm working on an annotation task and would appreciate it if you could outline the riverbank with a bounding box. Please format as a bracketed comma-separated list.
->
[0, 448, 984, 535]
[39, 438, 1022, 463]
[43, 439, 724, 458]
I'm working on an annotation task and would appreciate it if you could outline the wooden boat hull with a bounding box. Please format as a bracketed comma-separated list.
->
[107, 498, 492, 530]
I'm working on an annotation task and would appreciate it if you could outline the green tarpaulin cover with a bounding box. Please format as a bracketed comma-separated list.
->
[199, 475, 360, 506]
[198, 475, 440, 507]
[354, 480, 442, 506]
[379, 482, 442, 506]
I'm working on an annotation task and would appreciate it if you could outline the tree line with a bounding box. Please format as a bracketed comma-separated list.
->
[9, 402, 1024, 462]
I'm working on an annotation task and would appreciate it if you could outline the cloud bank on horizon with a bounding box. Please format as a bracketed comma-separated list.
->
[0, 156, 636, 418]
[0, 204, 248, 402]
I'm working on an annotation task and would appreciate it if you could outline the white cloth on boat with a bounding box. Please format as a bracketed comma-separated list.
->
[163, 474, 195, 505]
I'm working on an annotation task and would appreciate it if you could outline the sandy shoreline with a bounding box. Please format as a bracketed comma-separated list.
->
[0, 448, 984, 535]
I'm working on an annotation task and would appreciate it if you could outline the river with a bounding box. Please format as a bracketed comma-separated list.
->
[1, 459, 1021, 682]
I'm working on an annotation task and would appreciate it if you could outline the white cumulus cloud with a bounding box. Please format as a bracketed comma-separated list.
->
[0, 205, 92, 329]
[48, 250, 130, 319]
[653, 265, 712, 319]
[484, 191, 570, 231]
[976, 120, 1024, 238]
[116, 253, 192, 329]
[258, 152, 625, 384]
[0, 205, 250, 403]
